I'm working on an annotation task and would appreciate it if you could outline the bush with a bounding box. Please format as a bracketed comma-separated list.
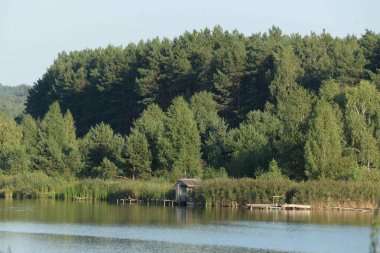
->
[202, 167, 228, 180]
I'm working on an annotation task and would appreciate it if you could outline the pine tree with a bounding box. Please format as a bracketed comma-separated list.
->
[34, 102, 83, 175]
[20, 114, 38, 158]
[189, 91, 228, 169]
[125, 129, 152, 179]
[80, 122, 125, 177]
[132, 104, 165, 171]
[158, 97, 202, 180]
[34, 102, 67, 174]
[62, 110, 83, 175]
[190, 91, 220, 136]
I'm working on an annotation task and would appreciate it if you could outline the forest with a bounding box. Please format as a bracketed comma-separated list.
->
[0, 84, 30, 120]
[2, 26, 380, 183]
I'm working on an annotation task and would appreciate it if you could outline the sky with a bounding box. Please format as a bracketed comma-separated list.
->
[0, 0, 379, 86]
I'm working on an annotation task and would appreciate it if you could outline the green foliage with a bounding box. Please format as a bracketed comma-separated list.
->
[125, 129, 152, 179]
[158, 97, 202, 180]
[269, 45, 304, 99]
[0, 84, 30, 120]
[0, 118, 28, 173]
[212, 28, 247, 122]
[194, 178, 295, 206]
[20, 114, 38, 159]
[194, 178, 380, 208]
[274, 84, 314, 179]
[0, 171, 173, 201]
[344, 81, 380, 169]
[190, 91, 221, 136]
[257, 159, 287, 180]
[0, 171, 67, 198]
[359, 30, 380, 73]
[305, 100, 346, 179]
[8, 28, 380, 181]
[224, 110, 282, 177]
[33, 102, 82, 176]
[224, 117, 268, 177]
[290, 180, 380, 208]
[131, 104, 165, 170]
[202, 166, 228, 180]
[269, 46, 314, 178]
[93, 157, 121, 179]
[189, 91, 228, 168]
[203, 117, 228, 169]
[80, 122, 125, 177]
[25, 28, 376, 137]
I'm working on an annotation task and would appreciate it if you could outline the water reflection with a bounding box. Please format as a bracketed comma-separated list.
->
[0, 199, 374, 226]
[0, 199, 375, 253]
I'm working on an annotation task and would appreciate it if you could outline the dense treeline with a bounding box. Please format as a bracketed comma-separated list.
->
[2, 27, 380, 181]
[0, 84, 30, 120]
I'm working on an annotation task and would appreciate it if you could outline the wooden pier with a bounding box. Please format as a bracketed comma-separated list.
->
[324, 206, 373, 212]
[117, 197, 176, 206]
[247, 203, 311, 210]
[72, 196, 94, 201]
[117, 197, 142, 205]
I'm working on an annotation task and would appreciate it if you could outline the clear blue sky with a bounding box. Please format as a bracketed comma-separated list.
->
[1, 0, 379, 86]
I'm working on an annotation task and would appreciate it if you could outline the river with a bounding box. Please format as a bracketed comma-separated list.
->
[0, 199, 376, 253]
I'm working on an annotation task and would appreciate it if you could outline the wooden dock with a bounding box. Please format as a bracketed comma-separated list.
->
[117, 197, 176, 206]
[117, 197, 142, 205]
[324, 206, 373, 212]
[72, 196, 94, 201]
[247, 203, 311, 210]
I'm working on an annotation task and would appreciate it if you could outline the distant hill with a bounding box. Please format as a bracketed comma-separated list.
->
[0, 84, 30, 120]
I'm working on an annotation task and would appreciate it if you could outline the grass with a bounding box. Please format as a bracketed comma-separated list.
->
[0, 171, 174, 201]
[1, 171, 380, 209]
[193, 178, 380, 208]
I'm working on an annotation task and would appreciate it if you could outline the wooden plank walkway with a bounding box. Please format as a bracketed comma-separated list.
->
[72, 196, 94, 201]
[247, 203, 311, 210]
[324, 206, 372, 212]
[282, 204, 311, 210]
[117, 197, 142, 205]
[117, 197, 176, 206]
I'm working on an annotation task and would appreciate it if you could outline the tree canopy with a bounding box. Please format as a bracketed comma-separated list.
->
[1, 27, 380, 181]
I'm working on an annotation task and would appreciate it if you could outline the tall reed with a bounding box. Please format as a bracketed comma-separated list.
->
[193, 178, 380, 208]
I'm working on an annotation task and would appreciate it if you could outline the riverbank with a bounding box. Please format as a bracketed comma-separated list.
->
[1, 172, 379, 209]
[194, 178, 380, 209]
[0, 171, 174, 201]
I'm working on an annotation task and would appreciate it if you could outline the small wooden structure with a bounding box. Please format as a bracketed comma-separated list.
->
[175, 178, 202, 205]
[117, 196, 141, 205]
[73, 196, 94, 201]
[247, 203, 311, 211]
[247, 195, 310, 210]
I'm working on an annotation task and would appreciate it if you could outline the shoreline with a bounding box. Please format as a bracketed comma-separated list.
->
[1, 173, 379, 210]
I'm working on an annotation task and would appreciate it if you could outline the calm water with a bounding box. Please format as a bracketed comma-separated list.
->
[0, 199, 376, 253]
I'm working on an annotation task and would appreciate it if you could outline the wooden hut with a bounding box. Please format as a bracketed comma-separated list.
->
[175, 179, 202, 205]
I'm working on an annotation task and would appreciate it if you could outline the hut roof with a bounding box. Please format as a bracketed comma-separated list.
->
[176, 179, 202, 187]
